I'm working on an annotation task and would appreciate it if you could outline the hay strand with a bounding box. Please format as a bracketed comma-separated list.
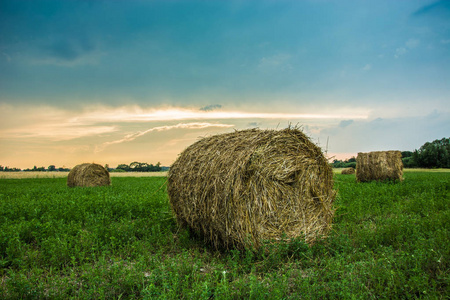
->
[341, 167, 355, 175]
[356, 151, 403, 182]
[167, 127, 335, 249]
[67, 163, 111, 187]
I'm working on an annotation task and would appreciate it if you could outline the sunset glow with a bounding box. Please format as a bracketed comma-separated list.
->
[1, 0, 448, 169]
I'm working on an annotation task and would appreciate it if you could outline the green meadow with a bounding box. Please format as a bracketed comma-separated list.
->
[0, 172, 448, 299]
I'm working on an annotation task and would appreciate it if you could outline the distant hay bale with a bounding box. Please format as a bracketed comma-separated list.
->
[67, 163, 111, 187]
[341, 167, 355, 175]
[356, 151, 403, 182]
[167, 128, 335, 249]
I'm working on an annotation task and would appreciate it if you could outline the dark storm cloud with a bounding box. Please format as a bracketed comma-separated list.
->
[0, 0, 99, 64]
[413, 0, 450, 17]
[199, 104, 222, 112]
[0, 0, 449, 114]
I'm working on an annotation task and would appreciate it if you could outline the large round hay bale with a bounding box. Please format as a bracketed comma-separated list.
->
[168, 128, 335, 249]
[341, 167, 355, 175]
[67, 163, 111, 187]
[356, 151, 403, 182]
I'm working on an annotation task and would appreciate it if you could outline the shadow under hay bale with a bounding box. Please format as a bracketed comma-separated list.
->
[67, 163, 111, 187]
[167, 128, 336, 250]
[356, 151, 403, 182]
[341, 167, 355, 175]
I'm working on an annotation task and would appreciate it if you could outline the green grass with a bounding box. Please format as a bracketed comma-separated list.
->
[0, 173, 449, 299]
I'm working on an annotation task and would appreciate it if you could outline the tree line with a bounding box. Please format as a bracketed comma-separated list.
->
[405, 137, 449, 168]
[0, 165, 71, 172]
[330, 137, 449, 169]
[112, 161, 163, 172]
[2, 138, 448, 172]
[0, 162, 165, 172]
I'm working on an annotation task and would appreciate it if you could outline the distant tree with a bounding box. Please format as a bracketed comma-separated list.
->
[344, 162, 356, 169]
[330, 158, 355, 168]
[401, 151, 413, 158]
[401, 151, 417, 168]
[139, 163, 150, 172]
[129, 161, 141, 170]
[48, 165, 56, 171]
[331, 159, 343, 168]
[3, 166, 21, 172]
[116, 162, 162, 172]
[412, 138, 450, 168]
[116, 164, 130, 172]
[0, 165, 3, 171]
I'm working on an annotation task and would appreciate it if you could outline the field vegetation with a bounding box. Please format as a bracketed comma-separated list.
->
[0, 172, 168, 179]
[0, 172, 448, 299]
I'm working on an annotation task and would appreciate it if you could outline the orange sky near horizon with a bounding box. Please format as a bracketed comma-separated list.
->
[1, 1, 449, 169]
[0, 105, 368, 169]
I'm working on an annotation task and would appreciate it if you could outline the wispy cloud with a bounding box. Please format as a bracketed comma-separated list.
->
[362, 64, 372, 71]
[395, 47, 407, 58]
[199, 104, 222, 111]
[394, 39, 421, 58]
[405, 38, 420, 49]
[0, 104, 116, 141]
[339, 120, 354, 128]
[16, 125, 116, 141]
[0, 104, 368, 143]
[258, 53, 292, 70]
[95, 122, 234, 152]
[75, 106, 368, 123]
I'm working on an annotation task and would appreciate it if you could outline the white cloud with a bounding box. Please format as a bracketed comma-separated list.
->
[18, 124, 116, 141]
[0, 104, 369, 143]
[395, 47, 407, 58]
[258, 53, 292, 70]
[318, 112, 450, 155]
[362, 64, 372, 71]
[95, 122, 234, 152]
[0, 104, 117, 141]
[394, 39, 420, 59]
[66, 105, 368, 126]
[405, 38, 420, 49]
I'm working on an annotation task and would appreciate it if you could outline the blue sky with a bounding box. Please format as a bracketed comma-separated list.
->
[0, 0, 449, 168]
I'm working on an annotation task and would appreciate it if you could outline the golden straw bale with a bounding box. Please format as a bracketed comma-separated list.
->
[67, 163, 111, 187]
[167, 127, 335, 249]
[356, 151, 403, 182]
[341, 167, 355, 175]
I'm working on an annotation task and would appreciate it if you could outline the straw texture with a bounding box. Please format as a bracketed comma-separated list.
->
[167, 128, 335, 249]
[67, 163, 111, 187]
[341, 167, 355, 175]
[356, 151, 403, 182]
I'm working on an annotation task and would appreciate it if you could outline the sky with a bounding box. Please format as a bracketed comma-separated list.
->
[0, 0, 449, 169]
